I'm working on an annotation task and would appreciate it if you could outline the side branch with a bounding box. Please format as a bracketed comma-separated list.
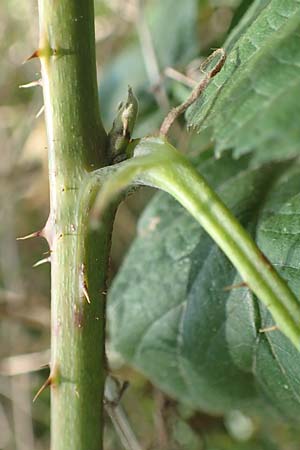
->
[85, 137, 300, 350]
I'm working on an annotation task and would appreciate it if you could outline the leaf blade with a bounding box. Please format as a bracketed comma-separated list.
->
[186, 0, 300, 162]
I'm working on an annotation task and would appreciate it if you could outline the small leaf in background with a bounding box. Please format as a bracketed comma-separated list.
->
[148, 0, 199, 68]
[186, 0, 300, 163]
[108, 153, 300, 419]
[99, 0, 199, 132]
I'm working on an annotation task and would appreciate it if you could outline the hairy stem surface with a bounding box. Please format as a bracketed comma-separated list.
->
[38, 1, 111, 449]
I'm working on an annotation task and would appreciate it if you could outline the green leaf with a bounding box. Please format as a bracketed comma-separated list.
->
[186, 0, 300, 163]
[108, 153, 300, 417]
[148, 0, 199, 68]
[225, 0, 271, 51]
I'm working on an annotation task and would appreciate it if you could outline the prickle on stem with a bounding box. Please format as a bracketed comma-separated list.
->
[79, 263, 91, 304]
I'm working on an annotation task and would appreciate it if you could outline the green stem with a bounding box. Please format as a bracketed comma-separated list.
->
[37, 1, 111, 449]
[88, 136, 300, 349]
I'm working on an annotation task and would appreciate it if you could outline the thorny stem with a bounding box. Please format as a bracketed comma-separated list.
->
[36, 1, 112, 449]
[159, 48, 226, 136]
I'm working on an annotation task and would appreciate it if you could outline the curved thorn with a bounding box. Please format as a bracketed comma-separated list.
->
[23, 49, 40, 64]
[17, 230, 43, 241]
[259, 325, 279, 333]
[33, 376, 51, 402]
[33, 256, 51, 268]
[19, 79, 42, 89]
[36, 105, 45, 119]
[79, 264, 90, 304]
[82, 284, 91, 304]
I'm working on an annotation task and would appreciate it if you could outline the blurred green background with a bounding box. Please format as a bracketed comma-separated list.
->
[1, 1, 299, 449]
